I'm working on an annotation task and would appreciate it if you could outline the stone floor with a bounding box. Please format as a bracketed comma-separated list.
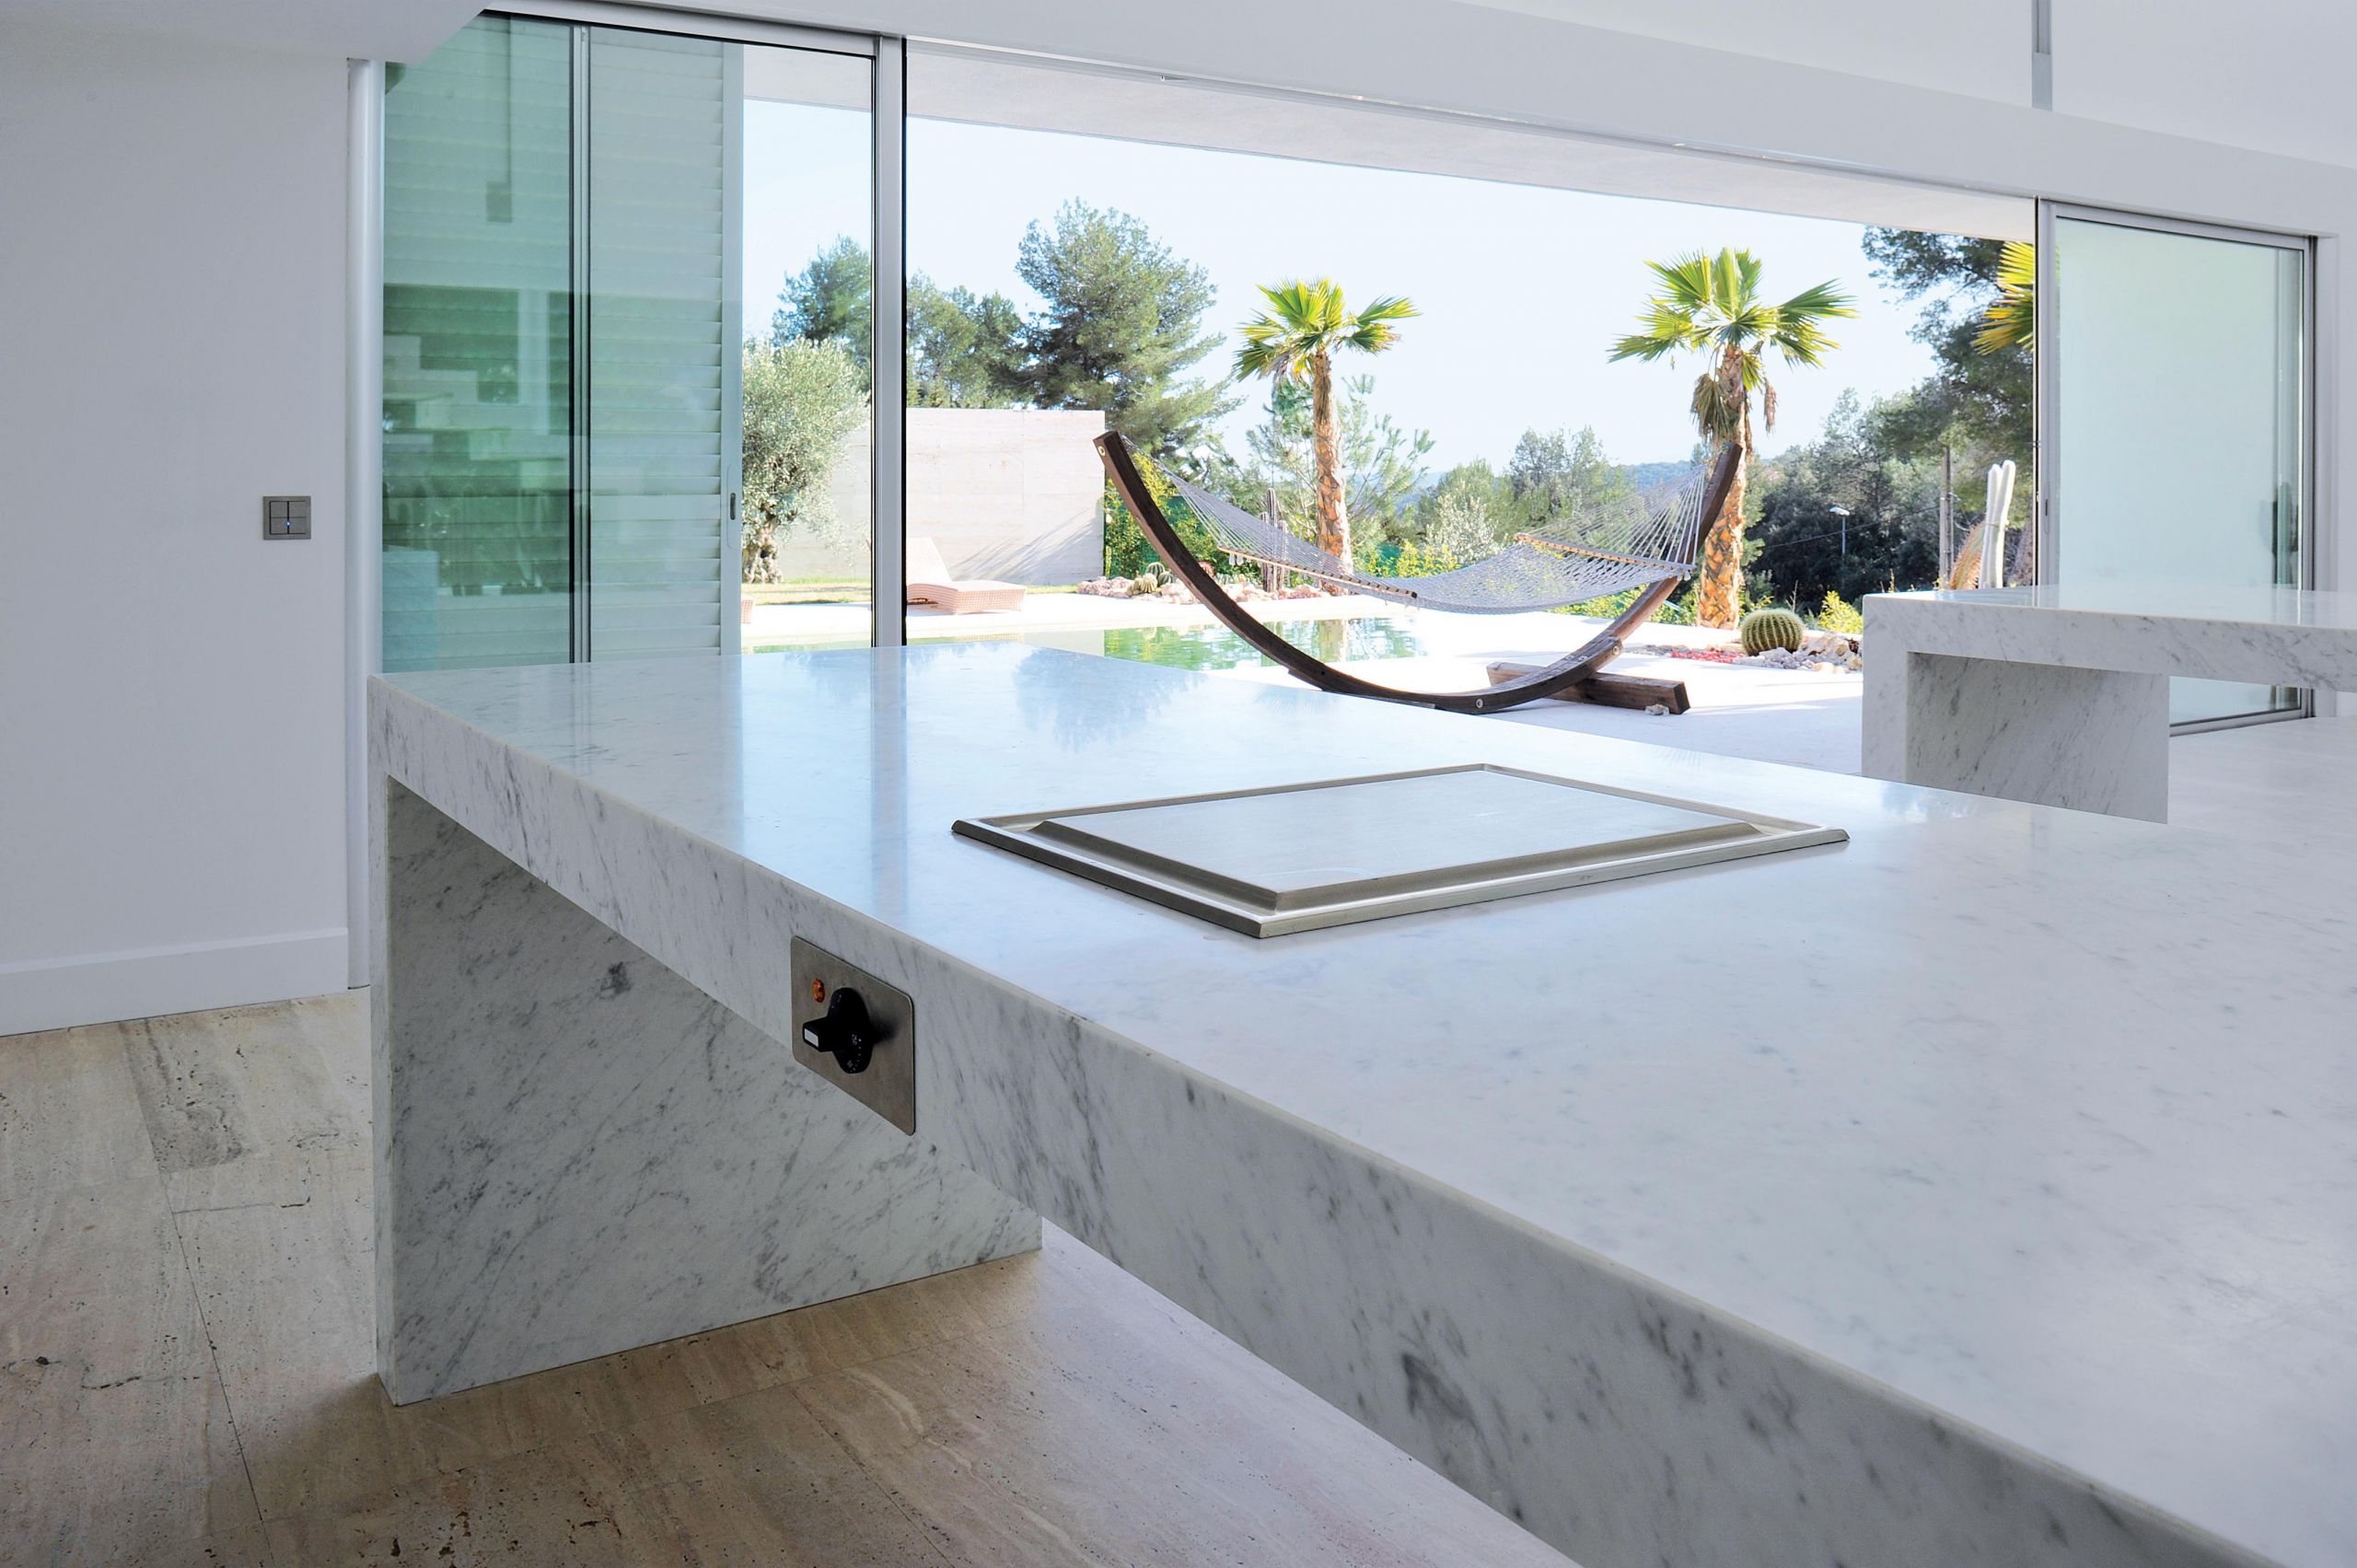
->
[0, 993, 1572, 1567]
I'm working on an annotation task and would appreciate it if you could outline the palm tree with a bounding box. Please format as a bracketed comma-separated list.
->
[1235, 279, 1418, 571]
[1973, 239, 2036, 355]
[1609, 250, 1853, 627]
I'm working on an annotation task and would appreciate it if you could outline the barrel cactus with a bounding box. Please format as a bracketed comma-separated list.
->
[1738, 606, 1806, 656]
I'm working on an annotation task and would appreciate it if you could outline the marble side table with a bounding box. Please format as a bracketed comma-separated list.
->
[1864, 583, 2357, 819]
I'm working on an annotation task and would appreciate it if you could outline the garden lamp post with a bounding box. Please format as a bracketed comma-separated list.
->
[1829, 505, 1850, 558]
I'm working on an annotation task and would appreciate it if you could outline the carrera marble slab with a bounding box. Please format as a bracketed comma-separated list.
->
[371, 645, 2357, 1568]
[1865, 583, 2357, 818]
[370, 776, 1039, 1403]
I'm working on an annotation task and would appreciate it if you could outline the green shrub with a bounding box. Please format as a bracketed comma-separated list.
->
[1816, 590, 1864, 635]
[1104, 471, 1243, 580]
[1739, 606, 1806, 655]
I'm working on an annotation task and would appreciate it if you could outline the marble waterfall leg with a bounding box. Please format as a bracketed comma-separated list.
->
[1864, 649, 2171, 821]
[372, 779, 1039, 1404]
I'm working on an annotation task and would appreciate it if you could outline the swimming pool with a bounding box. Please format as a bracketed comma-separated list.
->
[1011, 609, 1633, 674]
[1083, 617, 1423, 671]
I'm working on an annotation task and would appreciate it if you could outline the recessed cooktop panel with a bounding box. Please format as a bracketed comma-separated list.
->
[955, 764, 1844, 936]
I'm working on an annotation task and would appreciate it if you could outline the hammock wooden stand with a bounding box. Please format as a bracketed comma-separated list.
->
[1095, 431, 1739, 715]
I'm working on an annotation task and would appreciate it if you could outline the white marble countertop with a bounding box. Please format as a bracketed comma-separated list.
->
[1872, 581, 2357, 627]
[375, 645, 2357, 1568]
[1865, 584, 2357, 690]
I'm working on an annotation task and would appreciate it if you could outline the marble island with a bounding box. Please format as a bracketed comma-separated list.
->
[370, 644, 2356, 1568]
[1865, 582, 2357, 819]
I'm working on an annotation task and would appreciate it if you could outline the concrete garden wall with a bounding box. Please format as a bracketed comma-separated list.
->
[778, 407, 1107, 585]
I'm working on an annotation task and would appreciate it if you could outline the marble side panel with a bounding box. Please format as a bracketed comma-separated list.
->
[372, 779, 1038, 1403]
[369, 675, 2282, 1568]
[1875, 650, 2172, 820]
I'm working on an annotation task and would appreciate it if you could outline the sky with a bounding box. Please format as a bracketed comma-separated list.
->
[742, 103, 1956, 472]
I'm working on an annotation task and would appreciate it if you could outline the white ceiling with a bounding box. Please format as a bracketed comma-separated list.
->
[15, 0, 2352, 177]
[910, 47, 2034, 240]
[1463, 0, 2030, 105]
[1474, 0, 2357, 173]
[0, 0, 475, 61]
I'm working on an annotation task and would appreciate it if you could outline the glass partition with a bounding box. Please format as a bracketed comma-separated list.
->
[383, 14, 876, 671]
[382, 16, 575, 671]
[2046, 209, 2309, 725]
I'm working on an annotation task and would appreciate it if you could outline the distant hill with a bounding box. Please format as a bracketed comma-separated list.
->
[1622, 459, 1700, 493]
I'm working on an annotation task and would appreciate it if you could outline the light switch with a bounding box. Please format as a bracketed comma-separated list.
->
[263, 495, 311, 540]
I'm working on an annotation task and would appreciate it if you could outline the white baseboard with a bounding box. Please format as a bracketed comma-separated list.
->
[0, 928, 352, 1038]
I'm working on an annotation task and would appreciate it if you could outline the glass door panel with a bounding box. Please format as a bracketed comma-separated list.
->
[384, 14, 877, 671]
[585, 27, 740, 659]
[737, 44, 877, 653]
[381, 16, 576, 672]
[2046, 208, 2308, 725]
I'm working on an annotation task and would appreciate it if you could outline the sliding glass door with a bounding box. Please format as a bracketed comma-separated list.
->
[382, 17, 575, 670]
[2039, 204, 2311, 726]
[381, 12, 881, 671]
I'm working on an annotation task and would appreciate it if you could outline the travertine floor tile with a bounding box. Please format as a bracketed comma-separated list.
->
[10, 994, 1579, 1566]
[263, 1397, 945, 1568]
[0, 1025, 157, 1203]
[173, 1145, 1035, 1526]
[121, 1001, 364, 1191]
[0, 1177, 262, 1562]
[794, 1231, 1571, 1568]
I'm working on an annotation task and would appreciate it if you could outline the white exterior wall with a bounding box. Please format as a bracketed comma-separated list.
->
[795, 407, 1107, 584]
[908, 408, 1107, 584]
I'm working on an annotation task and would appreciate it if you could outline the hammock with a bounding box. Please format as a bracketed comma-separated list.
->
[1157, 463, 1715, 615]
[1096, 431, 1740, 714]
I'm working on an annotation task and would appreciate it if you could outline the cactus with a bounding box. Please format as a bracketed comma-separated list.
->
[1739, 606, 1805, 656]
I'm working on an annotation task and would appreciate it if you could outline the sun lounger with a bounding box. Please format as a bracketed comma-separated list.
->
[905, 536, 1025, 615]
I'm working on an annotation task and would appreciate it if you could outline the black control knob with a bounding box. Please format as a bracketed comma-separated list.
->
[802, 987, 876, 1074]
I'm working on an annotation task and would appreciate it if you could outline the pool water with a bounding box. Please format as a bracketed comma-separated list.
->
[1027, 617, 1430, 672]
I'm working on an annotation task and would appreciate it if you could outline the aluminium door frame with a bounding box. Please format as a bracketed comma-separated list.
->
[2035, 199, 2321, 730]
[502, 2, 877, 58]
[719, 38, 746, 656]
[872, 37, 907, 649]
[345, 60, 385, 988]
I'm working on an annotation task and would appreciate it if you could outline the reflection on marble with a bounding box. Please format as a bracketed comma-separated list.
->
[1875, 579, 2357, 624]
[374, 645, 2357, 1568]
[1864, 586, 2357, 818]
[372, 780, 1037, 1403]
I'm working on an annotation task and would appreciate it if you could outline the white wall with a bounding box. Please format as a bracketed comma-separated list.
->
[0, 19, 353, 1034]
[2055, 1, 2357, 169]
